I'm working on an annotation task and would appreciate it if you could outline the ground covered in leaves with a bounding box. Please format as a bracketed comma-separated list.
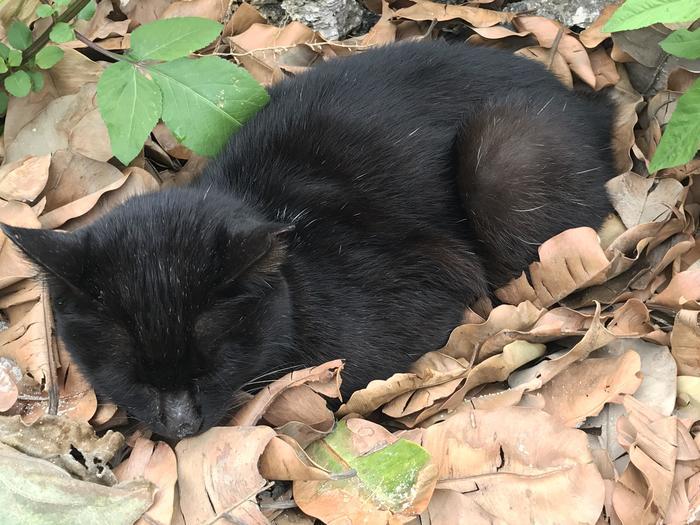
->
[1, 0, 700, 524]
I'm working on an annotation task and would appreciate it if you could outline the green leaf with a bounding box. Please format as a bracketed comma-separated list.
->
[54, 0, 70, 6]
[36, 4, 55, 18]
[7, 49, 21, 67]
[0, 59, 7, 74]
[4, 70, 32, 97]
[36, 46, 65, 69]
[150, 56, 269, 156]
[8, 21, 32, 51]
[97, 62, 163, 164]
[130, 17, 223, 61]
[49, 22, 75, 44]
[28, 70, 45, 92]
[649, 78, 700, 172]
[0, 43, 9, 61]
[0, 92, 8, 115]
[297, 419, 436, 520]
[660, 29, 700, 59]
[604, 0, 700, 32]
[77, 0, 97, 21]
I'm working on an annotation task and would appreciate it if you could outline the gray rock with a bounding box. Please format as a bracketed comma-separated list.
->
[504, 0, 615, 27]
[281, 0, 365, 40]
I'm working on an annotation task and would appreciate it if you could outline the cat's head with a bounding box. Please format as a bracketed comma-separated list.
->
[2, 188, 294, 439]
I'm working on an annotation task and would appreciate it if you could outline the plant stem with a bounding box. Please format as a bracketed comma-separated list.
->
[22, 0, 92, 64]
[74, 30, 128, 63]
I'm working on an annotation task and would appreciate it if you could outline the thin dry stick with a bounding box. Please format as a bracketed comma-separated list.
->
[547, 24, 565, 71]
[41, 284, 59, 415]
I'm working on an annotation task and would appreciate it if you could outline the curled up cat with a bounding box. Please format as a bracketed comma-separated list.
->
[2, 41, 615, 439]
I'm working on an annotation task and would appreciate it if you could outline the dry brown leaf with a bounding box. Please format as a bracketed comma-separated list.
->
[579, 3, 619, 48]
[515, 46, 573, 88]
[608, 172, 684, 228]
[152, 124, 192, 160]
[590, 47, 621, 90]
[0, 360, 20, 412]
[0, 203, 39, 289]
[650, 269, 700, 310]
[418, 407, 605, 524]
[0, 155, 51, 202]
[175, 426, 275, 524]
[536, 351, 642, 427]
[671, 310, 700, 375]
[497, 228, 613, 308]
[231, 360, 343, 426]
[223, 2, 266, 37]
[114, 438, 178, 525]
[76, 0, 130, 40]
[392, 0, 513, 28]
[609, 65, 644, 174]
[263, 384, 334, 433]
[362, 1, 397, 46]
[162, 0, 228, 20]
[258, 434, 333, 481]
[513, 16, 596, 87]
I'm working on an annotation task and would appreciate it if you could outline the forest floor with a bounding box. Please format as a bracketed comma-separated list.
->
[1, 1, 699, 524]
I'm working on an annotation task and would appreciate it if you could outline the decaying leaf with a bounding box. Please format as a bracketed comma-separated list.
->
[294, 418, 438, 524]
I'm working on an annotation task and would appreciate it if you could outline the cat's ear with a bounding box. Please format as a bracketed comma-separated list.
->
[216, 222, 294, 277]
[1, 224, 86, 287]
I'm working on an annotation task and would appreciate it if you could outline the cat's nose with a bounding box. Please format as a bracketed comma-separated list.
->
[161, 391, 202, 439]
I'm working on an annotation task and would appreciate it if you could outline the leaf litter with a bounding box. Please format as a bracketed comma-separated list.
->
[0, 0, 699, 523]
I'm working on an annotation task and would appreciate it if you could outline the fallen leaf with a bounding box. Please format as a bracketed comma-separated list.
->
[671, 309, 700, 375]
[650, 269, 700, 310]
[162, 0, 228, 20]
[419, 407, 605, 524]
[0, 155, 51, 202]
[579, 4, 619, 48]
[392, 0, 513, 28]
[0, 441, 153, 525]
[608, 172, 685, 228]
[294, 418, 438, 523]
[175, 425, 275, 524]
[114, 438, 178, 525]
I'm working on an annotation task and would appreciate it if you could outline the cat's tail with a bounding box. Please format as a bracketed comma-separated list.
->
[454, 89, 616, 288]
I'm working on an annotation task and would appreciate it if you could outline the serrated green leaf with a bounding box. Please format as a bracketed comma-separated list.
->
[8, 21, 32, 51]
[0, 43, 9, 61]
[0, 59, 7, 74]
[0, 92, 8, 115]
[36, 4, 55, 18]
[660, 29, 700, 59]
[649, 78, 700, 172]
[77, 0, 97, 21]
[4, 71, 31, 97]
[7, 49, 21, 67]
[28, 70, 44, 92]
[49, 22, 75, 44]
[130, 17, 222, 61]
[150, 56, 268, 156]
[36, 46, 65, 69]
[97, 62, 163, 164]
[604, 0, 700, 32]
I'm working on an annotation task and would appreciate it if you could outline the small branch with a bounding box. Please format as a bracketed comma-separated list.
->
[74, 30, 128, 62]
[41, 284, 60, 415]
[547, 25, 565, 71]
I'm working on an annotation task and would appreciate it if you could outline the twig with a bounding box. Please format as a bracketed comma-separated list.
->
[201, 40, 373, 58]
[547, 24, 565, 71]
[41, 283, 60, 415]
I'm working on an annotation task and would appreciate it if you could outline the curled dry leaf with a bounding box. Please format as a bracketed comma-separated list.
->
[175, 425, 276, 524]
[230, 359, 342, 426]
[514, 46, 573, 88]
[649, 269, 700, 310]
[417, 407, 605, 524]
[496, 228, 613, 308]
[608, 172, 685, 228]
[162, 0, 228, 21]
[0, 358, 20, 411]
[114, 437, 178, 525]
[258, 434, 334, 481]
[579, 4, 618, 48]
[294, 418, 438, 524]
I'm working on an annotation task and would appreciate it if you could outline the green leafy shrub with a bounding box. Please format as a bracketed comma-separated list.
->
[605, 0, 700, 172]
[0, 0, 269, 164]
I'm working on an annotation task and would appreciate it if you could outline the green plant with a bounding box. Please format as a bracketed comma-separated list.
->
[605, 0, 700, 172]
[1, 0, 269, 164]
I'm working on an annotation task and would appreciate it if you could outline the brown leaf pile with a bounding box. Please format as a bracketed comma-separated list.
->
[1, 1, 699, 523]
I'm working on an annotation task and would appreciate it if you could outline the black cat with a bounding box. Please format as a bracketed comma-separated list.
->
[3, 41, 615, 439]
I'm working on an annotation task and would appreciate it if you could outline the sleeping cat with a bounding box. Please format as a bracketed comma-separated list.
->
[3, 41, 615, 439]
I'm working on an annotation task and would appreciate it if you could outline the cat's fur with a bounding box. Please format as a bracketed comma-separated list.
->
[3, 41, 615, 439]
